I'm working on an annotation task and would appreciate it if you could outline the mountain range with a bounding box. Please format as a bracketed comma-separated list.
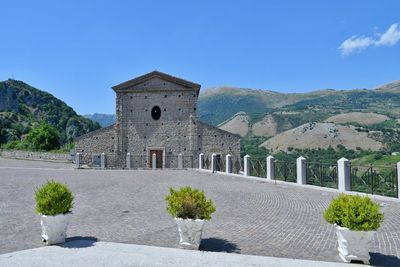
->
[2, 78, 400, 155]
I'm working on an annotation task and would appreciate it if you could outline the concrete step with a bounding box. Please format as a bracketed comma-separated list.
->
[0, 240, 355, 267]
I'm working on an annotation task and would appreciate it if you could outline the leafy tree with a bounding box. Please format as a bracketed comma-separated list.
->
[26, 123, 60, 151]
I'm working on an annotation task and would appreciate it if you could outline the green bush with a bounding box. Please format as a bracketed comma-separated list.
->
[324, 194, 383, 231]
[165, 186, 216, 220]
[35, 181, 74, 215]
[26, 123, 60, 151]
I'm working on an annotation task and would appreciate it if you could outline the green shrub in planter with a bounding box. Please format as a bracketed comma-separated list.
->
[35, 181, 74, 215]
[165, 186, 216, 220]
[324, 194, 383, 231]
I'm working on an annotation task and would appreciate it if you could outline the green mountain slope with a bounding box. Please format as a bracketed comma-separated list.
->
[0, 79, 100, 145]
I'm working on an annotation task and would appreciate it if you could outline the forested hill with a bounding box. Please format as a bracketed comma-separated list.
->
[0, 79, 100, 145]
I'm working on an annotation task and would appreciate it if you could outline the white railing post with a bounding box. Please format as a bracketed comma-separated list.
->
[244, 155, 250, 176]
[211, 153, 217, 172]
[226, 154, 232, 174]
[198, 153, 204, 169]
[338, 158, 351, 192]
[297, 156, 306, 185]
[126, 152, 131, 169]
[267, 155, 275, 180]
[152, 153, 156, 170]
[101, 153, 106, 169]
[75, 153, 81, 169]
[178, 153, 183, 169]
[397, 162, 400, 199]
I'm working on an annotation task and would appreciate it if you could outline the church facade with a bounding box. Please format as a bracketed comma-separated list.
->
[75, 71, 241, 169]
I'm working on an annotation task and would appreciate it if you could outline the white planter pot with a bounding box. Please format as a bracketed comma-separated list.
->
[336, 225, 376, 264]
[174, 218, 205, 250]
[40, 213, 71, 245]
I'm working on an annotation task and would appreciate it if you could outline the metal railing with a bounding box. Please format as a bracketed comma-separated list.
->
[203, 155, 211, 170]
[201, 154, 243, 174]
[232, 156, 243, 174]
[250, 158, 267, 178]
[274, 160, 296, 182]
[350, 164, 398, 198]
[306, 162, 338, 189]
[215, 155, 226, 172]
[198, 154, 399, 199]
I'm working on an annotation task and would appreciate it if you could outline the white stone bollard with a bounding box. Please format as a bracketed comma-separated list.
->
[211, 153, 217, 173]
[226, 154, 232, 174]
[126, 152, 131, 169]
[338, 158, 351, 192]
[266, 155, 275, 180]
[75, 153, 81, 169]
[397, 162, 400, 199]
[198, 153, 204, 169]
[152, 153, 156, 170]
[244, 155, 251, 177]
[100, 153, 106, 169]
[178, 153, 183, 169]
[297, 156, 306, 185]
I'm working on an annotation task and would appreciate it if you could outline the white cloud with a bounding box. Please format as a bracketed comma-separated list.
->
[339, 23, 400, 55]
[375, 23, 400, 46]
[339, 35, 374, 55]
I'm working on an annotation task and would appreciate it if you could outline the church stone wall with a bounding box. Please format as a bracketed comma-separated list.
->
[196, 121, 241, 160]
[75, 125, 117, 167]
[114, 78, 199, 168]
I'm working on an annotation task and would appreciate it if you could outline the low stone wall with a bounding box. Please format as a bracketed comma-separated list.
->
[0, 150, 72, 162]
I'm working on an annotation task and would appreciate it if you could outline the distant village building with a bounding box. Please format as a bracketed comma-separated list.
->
[75, 71, 241, 168]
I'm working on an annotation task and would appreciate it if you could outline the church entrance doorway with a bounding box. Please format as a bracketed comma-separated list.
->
[149, 149, 163, 169]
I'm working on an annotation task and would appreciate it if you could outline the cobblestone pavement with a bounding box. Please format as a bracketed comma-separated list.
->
[0, 158, 399, 266]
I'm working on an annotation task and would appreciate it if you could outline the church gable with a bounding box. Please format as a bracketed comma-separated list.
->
[112, 70, 200, 92]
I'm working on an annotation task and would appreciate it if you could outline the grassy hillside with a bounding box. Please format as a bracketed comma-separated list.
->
[0, 79, 100, 146]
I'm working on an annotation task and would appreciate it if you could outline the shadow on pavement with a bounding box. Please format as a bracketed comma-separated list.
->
[370, 252, 400, 267]
[199, 238, 241, 253]
[58, 236, 98, 248]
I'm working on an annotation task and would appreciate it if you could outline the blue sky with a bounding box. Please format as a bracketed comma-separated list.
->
[1, 0, 399, 114]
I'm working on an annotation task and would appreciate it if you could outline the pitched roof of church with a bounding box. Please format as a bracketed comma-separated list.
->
[112, 70, 201, 91]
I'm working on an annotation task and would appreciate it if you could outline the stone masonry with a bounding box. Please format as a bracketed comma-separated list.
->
[75, 71, 241, 168]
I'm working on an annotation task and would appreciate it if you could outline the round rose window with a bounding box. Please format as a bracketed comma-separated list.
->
[151, 106, 161, 120]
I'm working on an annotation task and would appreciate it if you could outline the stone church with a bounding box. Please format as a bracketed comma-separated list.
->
[75, 71, 241, 168]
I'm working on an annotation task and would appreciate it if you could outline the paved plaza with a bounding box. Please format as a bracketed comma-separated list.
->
[0, 158, 399, 266]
